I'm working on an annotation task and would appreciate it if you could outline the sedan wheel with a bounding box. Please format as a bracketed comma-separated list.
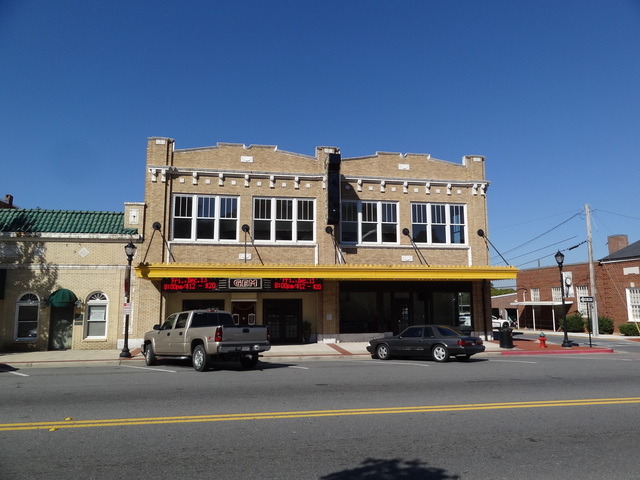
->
[432, 344, 450, 363]
[376, 343, 391, 360]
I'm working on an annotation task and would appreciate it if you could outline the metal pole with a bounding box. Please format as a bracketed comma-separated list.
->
[558, 261, 572, 348]
[120, 257, 132, 358]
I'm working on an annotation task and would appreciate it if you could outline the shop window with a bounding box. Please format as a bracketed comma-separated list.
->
[253, 197, 315, 242]
[171, 194, 238, 241]
[340, 201, 398, 244]
[15, 293, 39, 340]
[85, 292, 108, 338]
[410, 203, 466, 245]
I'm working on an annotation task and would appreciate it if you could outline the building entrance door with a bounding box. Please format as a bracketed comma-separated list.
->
[263, 299, 302, 343]
[392, 300, 411, 334]
[231, 301, 256, 326]
[49, 306, 73, 350]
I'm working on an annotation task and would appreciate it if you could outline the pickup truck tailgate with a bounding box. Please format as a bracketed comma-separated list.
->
[215, 325, 271, 353]
[221, 325, 268, 342]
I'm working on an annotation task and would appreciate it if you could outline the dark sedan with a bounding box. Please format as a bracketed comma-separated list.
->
[367, 325, 485, 362]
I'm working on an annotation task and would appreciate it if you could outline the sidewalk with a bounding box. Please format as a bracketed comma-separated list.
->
[0, 332, 619, 369]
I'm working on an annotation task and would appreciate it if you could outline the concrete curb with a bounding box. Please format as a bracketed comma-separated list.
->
[501, 348, 615, 356]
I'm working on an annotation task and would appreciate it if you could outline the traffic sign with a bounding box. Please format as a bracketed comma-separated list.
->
[580, 296, 594, 303]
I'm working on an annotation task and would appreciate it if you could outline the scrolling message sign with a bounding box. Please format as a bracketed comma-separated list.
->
[161, 278, 219, 292]
[272, 278, 323, 291]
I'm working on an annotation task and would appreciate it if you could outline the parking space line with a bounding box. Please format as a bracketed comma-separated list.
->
[355, 360, 430, 367]
[121, 365, 177, 373]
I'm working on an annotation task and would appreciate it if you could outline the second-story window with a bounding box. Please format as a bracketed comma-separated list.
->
[172, 194, 238, 241]
[340, 201, 398, 244]
[411, 203, 467, 245]
[253, 198, 315, 242]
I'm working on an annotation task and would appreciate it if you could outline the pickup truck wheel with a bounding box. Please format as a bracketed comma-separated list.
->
[144, 344, 156, 366]
[192, 345, 210, 372]
[240, 354, 259, 369]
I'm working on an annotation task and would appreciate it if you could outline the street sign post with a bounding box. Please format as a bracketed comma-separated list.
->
[580, 297, 594, 347]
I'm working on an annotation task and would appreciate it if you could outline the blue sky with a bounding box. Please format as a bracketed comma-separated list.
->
[2, 0, 639, 275]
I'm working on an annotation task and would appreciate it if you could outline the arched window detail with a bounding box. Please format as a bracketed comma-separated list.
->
[15, 293, 40, 340]
[85, 292, 108, 338]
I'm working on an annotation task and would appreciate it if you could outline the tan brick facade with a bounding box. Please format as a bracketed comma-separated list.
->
[131, 138, 513, 344]
[0, 226, 140, 351]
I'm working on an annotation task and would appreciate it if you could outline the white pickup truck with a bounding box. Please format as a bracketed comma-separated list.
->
[141, 309, 271, 372]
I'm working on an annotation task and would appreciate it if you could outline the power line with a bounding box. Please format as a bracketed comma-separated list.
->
[499, 236, 578, 262]
[500, 211, 582, 256]
[593, 209, 640, 222]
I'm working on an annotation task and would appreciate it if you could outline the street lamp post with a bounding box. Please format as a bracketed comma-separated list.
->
[555, 250, 573, 348]
[120, 241, 137, 358]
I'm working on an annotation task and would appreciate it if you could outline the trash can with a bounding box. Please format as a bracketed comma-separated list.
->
[499, 328, 514, 349]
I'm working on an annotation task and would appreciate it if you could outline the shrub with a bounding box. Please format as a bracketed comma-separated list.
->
[619, 323, 640, 336]
[598, 316, 614, 335]
[564, 312, 585, 332]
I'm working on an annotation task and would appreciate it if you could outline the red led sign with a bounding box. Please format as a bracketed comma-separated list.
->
[161, 278, 218, 292]
[272, 278, 323, 291]
[161, 278, 322, 292]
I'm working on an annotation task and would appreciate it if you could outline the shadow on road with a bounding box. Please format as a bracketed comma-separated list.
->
[320, 457, 460, 480]
[152, 358, 297, 371]
[0, 363, 21, 373]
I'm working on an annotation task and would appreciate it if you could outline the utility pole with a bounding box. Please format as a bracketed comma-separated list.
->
[586, 204, 599, 336]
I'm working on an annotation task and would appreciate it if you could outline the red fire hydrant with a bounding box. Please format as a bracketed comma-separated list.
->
[539, 332, 547, 348]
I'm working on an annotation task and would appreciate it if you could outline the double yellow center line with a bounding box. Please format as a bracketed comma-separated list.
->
[2, 397, 639, 432]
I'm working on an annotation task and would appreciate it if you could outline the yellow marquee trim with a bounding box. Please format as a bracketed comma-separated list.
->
[135, 262, 517, 281]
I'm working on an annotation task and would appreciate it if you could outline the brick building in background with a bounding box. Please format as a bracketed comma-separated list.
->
[514, 234, 640, 333]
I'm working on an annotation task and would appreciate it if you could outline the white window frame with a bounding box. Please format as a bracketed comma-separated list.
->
[252, 197, 316, 243]
[531, 288, 540, 302]
[627, 287, 640, 322]
[85, 292, 108, 339]
[340, 200, 399, 245]
[551, 287, 562, 302]
[410, 202, 467, 245]
[171, 194, 239, 242]
[15, 293, 40, 341]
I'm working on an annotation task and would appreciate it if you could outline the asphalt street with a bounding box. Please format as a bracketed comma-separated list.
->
[2, 350, 640, 479]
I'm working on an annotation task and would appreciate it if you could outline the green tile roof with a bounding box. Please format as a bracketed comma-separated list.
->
[0, 209, 137, 235]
